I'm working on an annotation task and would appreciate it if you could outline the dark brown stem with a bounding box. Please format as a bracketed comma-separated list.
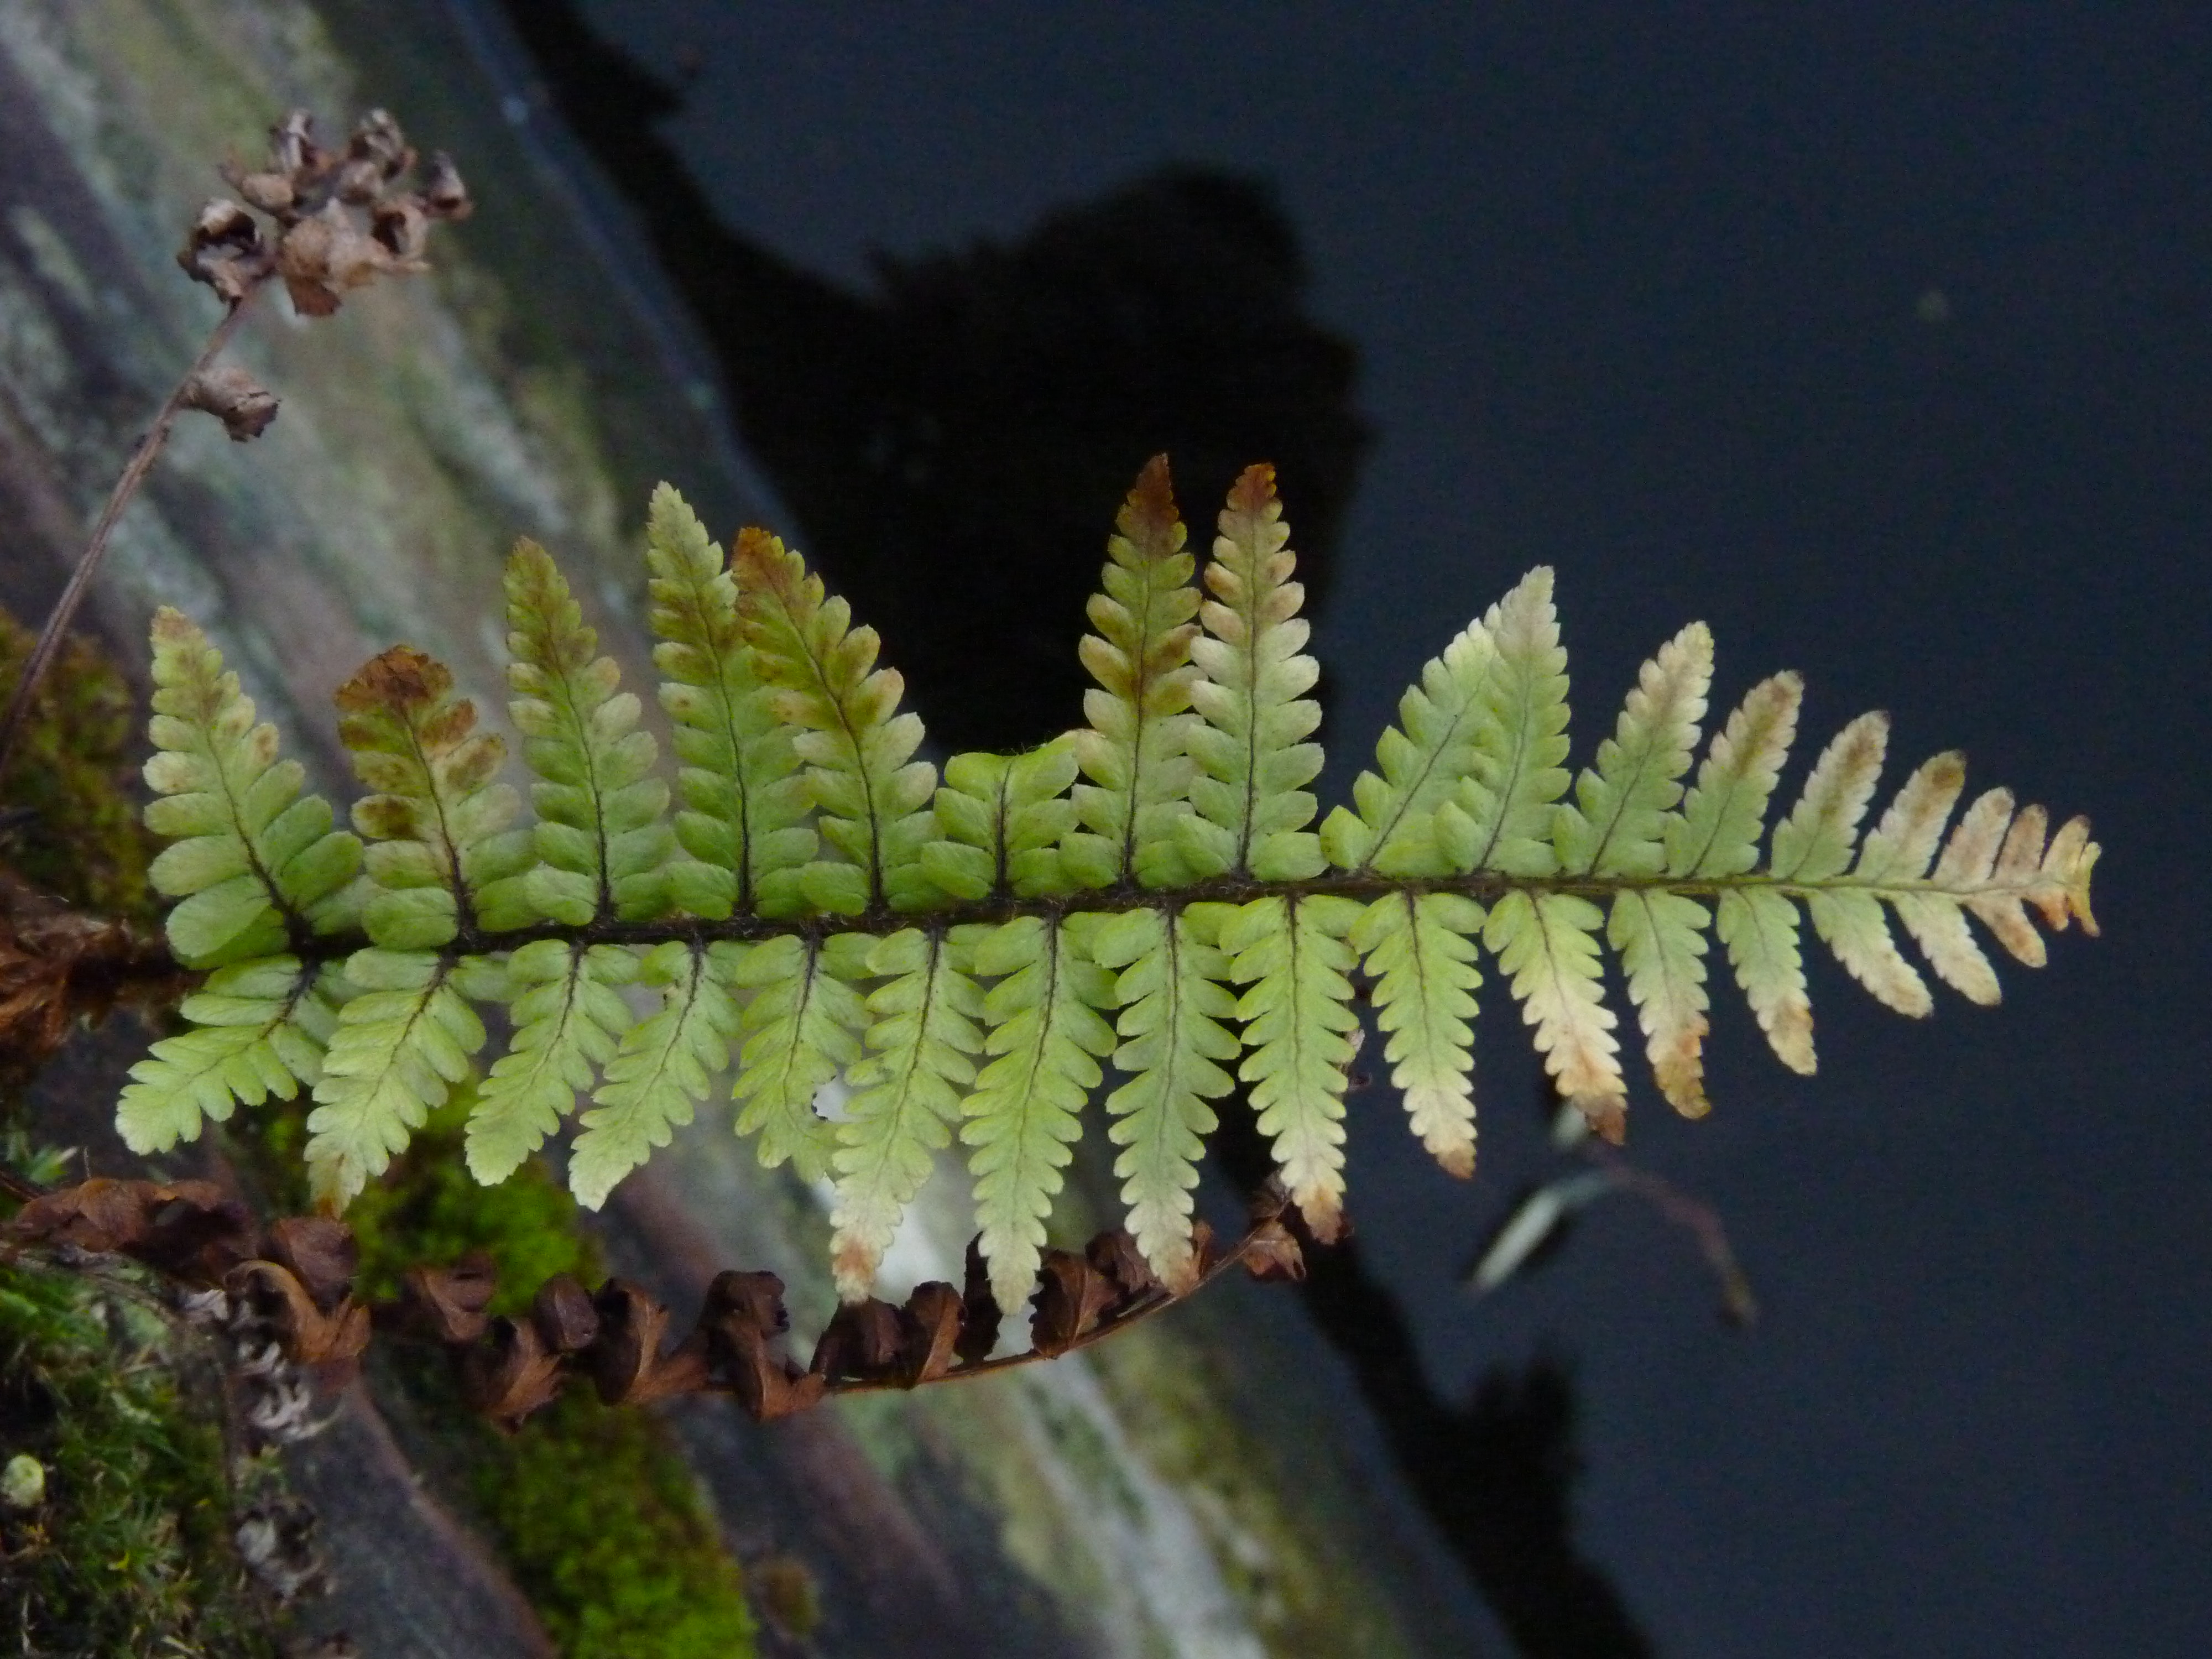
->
[0, 291, 261, 787]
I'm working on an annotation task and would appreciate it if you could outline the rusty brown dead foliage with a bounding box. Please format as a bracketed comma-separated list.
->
[3, 1175, 1301, 1432]
[0, 874, 187, 1081]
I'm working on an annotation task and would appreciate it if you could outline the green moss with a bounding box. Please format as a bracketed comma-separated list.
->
[0, 607, 157, 920]
[471, 1388, 755, 1659]
[346, 1084, 598, 1317]
[0, 1261, 283, 1656]
[332, 1090, 757, 1657]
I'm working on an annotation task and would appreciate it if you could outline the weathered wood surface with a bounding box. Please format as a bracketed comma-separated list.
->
[0, 2, 1500, 1653]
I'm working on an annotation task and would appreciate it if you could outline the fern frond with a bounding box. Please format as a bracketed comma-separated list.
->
[644, 485, 815, 919]
[731, 528, 937, 914]
[1717, 888, 1815, 1073]
[829, 927, 985, 1298]
[1353, 891, 1485, 1175]
[305, 948, 489, 1209]
[142, 609, 361, 966]
[1444, 568, 1571, 878]
[123, 467, 2105, 1302]
[727, 932, 870, 1180]
[1666, 672, 1803, 878]
[1224, 895, 1364, 1238]
[117, 957, 339, 1152]
[1093, 904, 1239, 1291]
[1555, 622, 1715, 1114]
[1065, 456, 1201, 890]
[962, 914, 1117, 1314]
[504, 539, 673, 925]
[1321, 618, 1499, 878]
[465, 939, 638, 1185]
[1485, 890, 1628, 1137]
[1609, 889, 1715, 1115]
[333, 646, 531, 947]
[924, 744, 1080, 902]
[1555, 623, 1712, 878]
[1181, 465, 1327, 882]
[570, 941, 740, 1210]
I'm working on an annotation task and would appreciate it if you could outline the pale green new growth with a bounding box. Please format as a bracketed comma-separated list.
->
[1225, 895, 1363, 1238]
[1182, 465, 1327, 883]
[505, 540, 673, 925]
[1093, 905, 1239, 1293]
[121, 612, 358, 1152]
[963, 914, 1115, 1315]
[1354, 892, 1485, 1175]
[141, 608, 360, 967]
[118, 956, 338, 1152]
[467, 940, 635, 1183]
[732, 528, 937, 914]
[830, 927, 984, 1297]
[128, 462, 2101, 1301]
[645, 487, 814, 918]
[1066, 456, 1201, 890]
[307, 948, 489, 1209]
[571, 941, 740, 1210]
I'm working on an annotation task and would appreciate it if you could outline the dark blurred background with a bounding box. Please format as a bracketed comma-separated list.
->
[491, 5, 2209, 1655]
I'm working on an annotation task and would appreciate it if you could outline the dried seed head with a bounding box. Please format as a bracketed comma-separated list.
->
[176, 198, 273, 304]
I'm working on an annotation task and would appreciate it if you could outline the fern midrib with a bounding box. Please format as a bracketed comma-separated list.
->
[1114, 561, 1185, 884]
[296, 864, 2059, 969]
[488, 944, 587, 1099]
[1578, 726, 1671, 876]
[851, 929, 951, 1178]
[531, 615, 619, 921]
[614, 946, 706, 1107]
[198, 722, 307, 949]
[1469, 675, 1543, 872]
[399, 707, 477, 935]
[1356, 677, 1483, 871]
[789, 611, 888, 911]
[1230, 580, 1265, 876]
[683, 578, 764, 912]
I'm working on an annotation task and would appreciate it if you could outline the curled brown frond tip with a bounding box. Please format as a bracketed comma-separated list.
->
[1227, 461, 1279, 516]
[333, 644, 453, 714]
[1120, 453, 1183, 545]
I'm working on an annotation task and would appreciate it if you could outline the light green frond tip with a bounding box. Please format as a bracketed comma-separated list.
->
[505, 538, 674, 925]
[644, 484, 815, 919]
[1094, 904, 1239, 1292]
[466, 939, 637, 1185]
[143, 608, 361, 967]
[1224, 894, 1363, 1238]
[830, 927, 984, 1299]
[306, 948, 486, 1210]
[117, 957, 338, 1152]
[1065, 455, 1201, 890]
[569, 941, 739, 1211]
[118, 463, 2103, 1310]
[963, 914, 1117, 1316]
[732, 526, 938, 914]
[1181, 464, 1326, 882]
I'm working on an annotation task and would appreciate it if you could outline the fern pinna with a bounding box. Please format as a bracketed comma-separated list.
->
[119, 459, 2099, 1311]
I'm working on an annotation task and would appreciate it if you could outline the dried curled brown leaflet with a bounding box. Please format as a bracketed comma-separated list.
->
[0, 875, 189, 1081]
[4, 1173, 1308, 1430]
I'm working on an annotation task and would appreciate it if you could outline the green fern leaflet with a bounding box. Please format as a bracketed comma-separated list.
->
[124, 461, 2101, 1305]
